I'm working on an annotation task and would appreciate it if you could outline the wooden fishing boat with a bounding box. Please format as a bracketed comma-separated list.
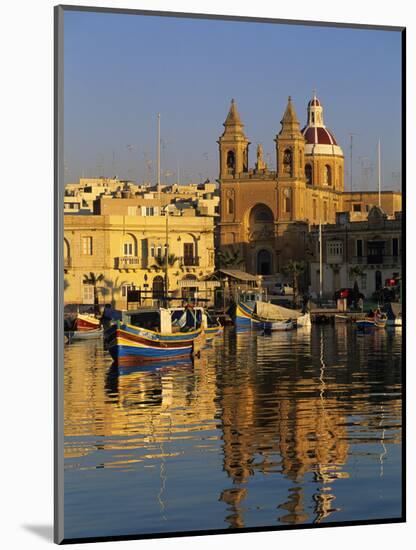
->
[65, 326, 104, 341]
[74, 312, 101, 331]
[105, 307, 204, 365]
[355, 309, 387, 330]
[236, 299, 301, 331]
[257, 318, 295, 333]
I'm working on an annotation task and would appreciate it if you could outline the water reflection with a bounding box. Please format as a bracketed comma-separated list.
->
[64, 325, 402, 538]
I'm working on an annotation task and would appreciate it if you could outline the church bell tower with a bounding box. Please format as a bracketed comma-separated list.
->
[218, 99, 250, 179]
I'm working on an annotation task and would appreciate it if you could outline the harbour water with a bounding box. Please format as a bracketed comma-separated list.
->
[64, 325, 402, 540]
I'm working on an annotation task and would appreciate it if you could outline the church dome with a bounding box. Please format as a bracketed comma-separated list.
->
[301, 94, 343, 157]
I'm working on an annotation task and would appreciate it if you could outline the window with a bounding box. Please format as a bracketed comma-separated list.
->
[226, 150, 235, 173]
[323, 201, 328, 222]
[392, 237, 399, 257]
[353, 203, 361, 212]
[357, 239, 363, 257]
[127, 206, 136, 216]
[312, 199, 317, 221]
[82, 236, 93, 255]
[150, 246, 155, 257]
[327, 241, 343, 257]
[156, 246, 162, 259]
[82, 284, 94, 304]
[183, 243, 194, 265]
[283, 149, 293, 176]
[146, 207, 155, 216]
[228, 198, 234, 214]
[305, 164, 313, 185]
[124, 243, 133, 256]
[360, 273, 367, 290]
[323, 165, 332, 185]
[284, 189, 291, 213]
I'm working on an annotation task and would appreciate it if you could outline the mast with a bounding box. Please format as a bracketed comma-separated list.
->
[157, 113, 161, 201]
[165, 206, 169, 305]
[319, 222, 323, 302]
[378, 139, 381, 207]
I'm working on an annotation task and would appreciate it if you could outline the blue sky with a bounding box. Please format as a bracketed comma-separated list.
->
[64, 10, 402, 191]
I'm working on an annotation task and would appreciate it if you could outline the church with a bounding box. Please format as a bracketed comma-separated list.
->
[217, 94, 346, 277]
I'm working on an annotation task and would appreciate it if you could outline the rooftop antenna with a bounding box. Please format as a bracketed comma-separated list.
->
[348, 133, 359, 198]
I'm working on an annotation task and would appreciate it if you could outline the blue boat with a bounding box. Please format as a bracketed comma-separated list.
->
[105, 307, 203, 365]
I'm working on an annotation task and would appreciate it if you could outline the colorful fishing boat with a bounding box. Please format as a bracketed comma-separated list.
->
[355, 309, 387, 330]
[105, 307, 204, 365]
[74, 312, 101, 331]
[236, 298, 302, 332]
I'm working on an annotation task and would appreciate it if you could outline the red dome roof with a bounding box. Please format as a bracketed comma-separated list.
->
[301, 126, 338, 145]
[308, 97, 321, 107]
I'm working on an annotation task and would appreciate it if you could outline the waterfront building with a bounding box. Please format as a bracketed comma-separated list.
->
[63, 210, 216, 308]
[217, 94, 402, 280]
[309, 206, 402, 298]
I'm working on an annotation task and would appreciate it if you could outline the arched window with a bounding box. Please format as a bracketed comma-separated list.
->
[123, 233, 137, 257]
[305, 164, 313, 185]
[283, 149, 293, 176]
[226, 150, 235, 174]
[228, 197, 234, 214]
[324, 164, 332, 185]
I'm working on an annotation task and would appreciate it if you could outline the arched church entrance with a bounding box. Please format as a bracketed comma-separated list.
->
[257, 249, 272, 275]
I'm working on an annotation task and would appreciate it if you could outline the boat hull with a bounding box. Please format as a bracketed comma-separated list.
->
[105, 322, 202, 365]
[65, 327, 104, 341]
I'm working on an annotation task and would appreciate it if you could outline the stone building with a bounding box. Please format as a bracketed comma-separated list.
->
[309, 206, 402, 298]
[217, 94, 401, 280]
[218, 94, 345, 278]
[64, 211, 216, 309]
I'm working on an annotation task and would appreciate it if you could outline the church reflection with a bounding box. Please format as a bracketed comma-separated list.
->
[64, 325, 401, 528]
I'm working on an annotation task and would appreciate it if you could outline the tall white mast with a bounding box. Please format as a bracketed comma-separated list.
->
[157, 113, 161, 201]
[319, 222, 323, 302]
[378, 139, 381, 207]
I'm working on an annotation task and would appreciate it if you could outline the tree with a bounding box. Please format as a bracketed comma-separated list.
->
[216, 247, 244, 269]
[151, 254, 179, 270]
[349, 265, 364, 282]
[82, 272, 104, 314]
[282, 260, 306, 306]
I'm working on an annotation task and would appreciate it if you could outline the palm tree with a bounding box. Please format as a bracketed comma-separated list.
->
[282, 260, 306, 306]
[101, 276, 129, 307]
[349, 265, 364, 282]
[151, 254, 179, 270]
[82, 272, 104, 314]
[216, 247, 244, 269]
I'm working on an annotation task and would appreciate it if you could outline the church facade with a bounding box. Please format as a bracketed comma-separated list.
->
[217, 95, 345, 277]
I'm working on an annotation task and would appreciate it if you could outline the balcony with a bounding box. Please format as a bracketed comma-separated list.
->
[180, 256, 200, 267]
[115, 256, 140, 271]
[351, 255, 401, 267]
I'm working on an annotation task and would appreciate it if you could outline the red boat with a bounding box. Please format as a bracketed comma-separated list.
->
[74, 313, 101, 331]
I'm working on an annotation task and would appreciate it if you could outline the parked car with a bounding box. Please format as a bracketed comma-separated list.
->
[274, 283, 294, 296]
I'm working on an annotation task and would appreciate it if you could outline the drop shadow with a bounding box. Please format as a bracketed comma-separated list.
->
[22, 524, 53, 542]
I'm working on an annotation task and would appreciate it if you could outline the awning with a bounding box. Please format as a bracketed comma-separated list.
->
[178, 280, 221, 288]
[218, 269, 259, 282]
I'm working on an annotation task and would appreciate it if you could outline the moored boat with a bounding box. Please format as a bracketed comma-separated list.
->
[74, 312, 101, 331]
[236, 298, 302, 331]
[65, 326, 104, 341]
[105, 307, 204, 365]
[355, 308, 387, 330]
